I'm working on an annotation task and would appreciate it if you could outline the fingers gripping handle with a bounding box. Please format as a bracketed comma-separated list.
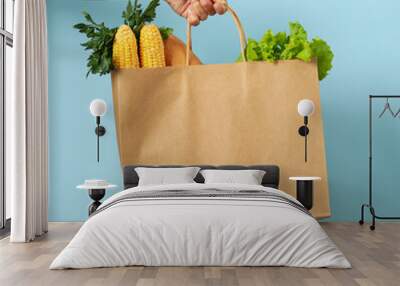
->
[185, 5, 247, 66]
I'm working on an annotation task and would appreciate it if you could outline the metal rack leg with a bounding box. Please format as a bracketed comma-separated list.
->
[369, 207, 376, 231]
[359, 202, 400, 230]
[359, 203, 376, 231]
[359, 204, 367, 225]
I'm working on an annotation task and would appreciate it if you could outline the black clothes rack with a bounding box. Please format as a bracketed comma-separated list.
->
[359, 95, 400, 230]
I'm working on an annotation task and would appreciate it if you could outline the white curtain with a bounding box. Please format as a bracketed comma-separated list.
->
[9, 0, 48, 242]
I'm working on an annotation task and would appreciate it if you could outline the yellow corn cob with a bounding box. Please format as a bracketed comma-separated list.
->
[139, 24, 166, 68]
[112, 25, 139, 69]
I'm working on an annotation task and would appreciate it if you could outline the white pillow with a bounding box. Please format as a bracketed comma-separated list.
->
[200, 169, 266, 185]
[135, 167, 201, 186]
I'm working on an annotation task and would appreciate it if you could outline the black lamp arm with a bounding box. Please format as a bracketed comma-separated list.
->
[297, 116, 310, 162]
[94, 116, 106, 162]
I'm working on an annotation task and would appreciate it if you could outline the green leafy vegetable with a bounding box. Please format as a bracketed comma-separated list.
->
[74, 0, 173, 76]
[274, 32, 289, 55]
[121, 0, 139, 32]
[259, 30, 277, 62]
[295, 41, 313, 62]
[122, 0, 161, 37]
[122, 0, 173, 40]
[159, 26, 174, 40]
[239, 21, 334, 80]
[259, 30, 289, 62]
[289, 21, 307, 40]
[310, 38, 334, 80]
[245, 38, 262, 61]
[236, 38, 261, 62]
[281, 22, 312, 61]
[73, 13, 117, 76]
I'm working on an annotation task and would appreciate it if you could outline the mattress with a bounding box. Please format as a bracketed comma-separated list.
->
[50, 183, 350, 269]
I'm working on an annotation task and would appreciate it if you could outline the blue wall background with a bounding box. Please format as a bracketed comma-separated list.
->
[47, 0, 400, 221]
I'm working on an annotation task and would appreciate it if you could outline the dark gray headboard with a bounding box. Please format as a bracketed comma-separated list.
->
[123, 165, 280, 189]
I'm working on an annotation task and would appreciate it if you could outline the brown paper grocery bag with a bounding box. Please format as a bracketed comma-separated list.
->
[111, 6, 330, 218]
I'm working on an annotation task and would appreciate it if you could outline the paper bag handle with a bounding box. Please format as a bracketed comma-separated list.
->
[185, 4, 247, 66]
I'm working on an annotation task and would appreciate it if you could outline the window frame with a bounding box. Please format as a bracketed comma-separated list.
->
[0, 0, 13, 232]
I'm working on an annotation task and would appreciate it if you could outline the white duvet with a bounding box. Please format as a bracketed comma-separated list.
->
[50, 183, 350, 269]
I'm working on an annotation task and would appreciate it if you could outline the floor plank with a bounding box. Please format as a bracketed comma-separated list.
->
[0, 222, 399, 286]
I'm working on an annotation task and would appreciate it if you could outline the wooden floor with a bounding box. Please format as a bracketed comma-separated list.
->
[0, 222, 399, 286]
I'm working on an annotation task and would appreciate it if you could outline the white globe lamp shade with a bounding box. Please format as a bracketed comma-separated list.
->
[90, 99, 107, 117]
[297, 99, 315, 117]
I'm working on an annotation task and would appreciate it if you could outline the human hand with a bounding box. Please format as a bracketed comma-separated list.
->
[166, 0, 228, 26]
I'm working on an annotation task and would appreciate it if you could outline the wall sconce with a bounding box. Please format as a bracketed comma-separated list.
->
[89, 99, 107, 162]
[297, 99, 315, 162]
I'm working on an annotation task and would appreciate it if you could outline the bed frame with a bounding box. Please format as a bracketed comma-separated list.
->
[123, 165, 280, 189]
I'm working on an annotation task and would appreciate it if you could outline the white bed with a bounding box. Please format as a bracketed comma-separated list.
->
[50, 183, 350, 269]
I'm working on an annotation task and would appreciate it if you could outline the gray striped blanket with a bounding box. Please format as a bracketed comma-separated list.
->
[92, 189, 310, 217]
